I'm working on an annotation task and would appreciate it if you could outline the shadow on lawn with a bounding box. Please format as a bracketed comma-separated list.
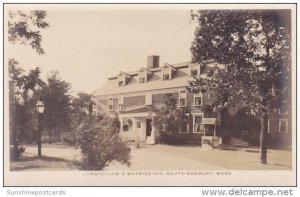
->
[19, 155, 71, 163]
[10, 155, 78, 171]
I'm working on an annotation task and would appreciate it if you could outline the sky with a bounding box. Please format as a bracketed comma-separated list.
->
[6, 9, 198, 95]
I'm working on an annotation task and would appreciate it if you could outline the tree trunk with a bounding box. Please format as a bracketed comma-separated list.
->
[260, 113, 268, 164]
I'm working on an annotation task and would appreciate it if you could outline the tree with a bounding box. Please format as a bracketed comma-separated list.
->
[8, 10, 49, 160]
[154, 94, 189, 144]
[78, 115, 130, 170]
[42, 71, 72, 143]
[8, 10, 49, 54]
[66, 92, 93, 146]
[189, 10, 291, 164]
[9, 59, 45, 160]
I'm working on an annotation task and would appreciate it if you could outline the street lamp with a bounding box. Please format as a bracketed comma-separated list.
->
[36, 99, 45, 157]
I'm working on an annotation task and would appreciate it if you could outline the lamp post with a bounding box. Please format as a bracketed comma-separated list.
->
[36, 99, 45, 157]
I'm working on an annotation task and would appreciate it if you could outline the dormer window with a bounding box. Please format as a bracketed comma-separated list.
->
[119, 81, 124, 86]
[161, 63, 176, 80]
[138, 67, 152, 83]
[139, 77, 146, 83]
[189, 64, 201, 77]
[118, 72, 131, 86]
[163, 74, 170, 80]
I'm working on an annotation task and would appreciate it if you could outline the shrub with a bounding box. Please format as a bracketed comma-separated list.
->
[78, 115, 130, 170]
[10, 145, 26, 161]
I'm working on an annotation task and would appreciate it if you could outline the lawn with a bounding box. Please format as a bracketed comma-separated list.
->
[10, 144, 292, 171]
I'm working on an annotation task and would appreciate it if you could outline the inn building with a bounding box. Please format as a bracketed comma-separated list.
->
[92, 55, 292, 147]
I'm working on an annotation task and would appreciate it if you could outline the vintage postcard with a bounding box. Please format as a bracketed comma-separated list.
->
[3, 3, 297, 186]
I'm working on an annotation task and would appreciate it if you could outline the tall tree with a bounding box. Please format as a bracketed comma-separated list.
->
[9, 59, 45, 146]
[189, 10, 291, 164]
[8, 10, 49, 159]
[42, 71, 71, 143]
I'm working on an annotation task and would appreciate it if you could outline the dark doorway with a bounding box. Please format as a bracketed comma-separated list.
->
[146, 119, 152, 137]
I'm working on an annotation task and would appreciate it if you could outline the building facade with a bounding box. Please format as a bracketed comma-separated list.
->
[92, 55, 292, 146]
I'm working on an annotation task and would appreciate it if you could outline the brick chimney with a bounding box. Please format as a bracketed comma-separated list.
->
[147, 55, 160, 69]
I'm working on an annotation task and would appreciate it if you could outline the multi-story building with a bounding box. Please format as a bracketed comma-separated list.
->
[92, 55, 292, 147]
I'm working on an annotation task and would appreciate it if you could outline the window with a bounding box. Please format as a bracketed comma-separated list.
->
[194, 93, 202, 106]
[194, 115, 204, 133]
[136, 120, 141, 128]
[118, 97, 124, 111]
[189, 64, 200, 77]
[190, 69, 198, 76]
[279, 102, 288, 114]
[179, 115, 189, 133]
[279, 119, 288, 133]
[119, 80, 124, 86]
[139, 77, 146, 83]
[179, 90, 187, 107]
[163, 74, 170, 80]
[108, 98, 113, 111]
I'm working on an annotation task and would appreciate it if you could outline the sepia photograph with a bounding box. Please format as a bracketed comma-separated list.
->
[3, 3, 296, 186]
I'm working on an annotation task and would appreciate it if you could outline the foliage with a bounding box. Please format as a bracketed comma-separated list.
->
[9, 59, 45, 146]
[8, 10, 49, 54]
[41, 71, 72, 143]
[78, 115, 130, 170]
[189, 10, 291, 163]
[153, 94, 189, 143]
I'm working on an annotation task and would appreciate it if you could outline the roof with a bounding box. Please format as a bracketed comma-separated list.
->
[119, 106, 159, 114]
[202, 118, 217, 125]
[93, 61, 194, 97]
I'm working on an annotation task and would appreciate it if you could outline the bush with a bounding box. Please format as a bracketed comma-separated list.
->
[78, 115, 130, 170]
[10, 145, 26, 161]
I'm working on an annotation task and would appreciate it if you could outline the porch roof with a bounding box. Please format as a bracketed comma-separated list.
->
[119, 106, 159, 114]
[202, 118, 217, 125]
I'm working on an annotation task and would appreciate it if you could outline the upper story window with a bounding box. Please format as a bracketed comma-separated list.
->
[279, 101, 288, 114]
[279, 119, 288, 133]
[118, 72, 131, 86]
[139, 77, 146, 83]
[179, 90, 187, 107]
[138, 67, 152, 83]
[119, 80, 124, 86]
[118, 96, 124, 111]
[108, 98, 113, 111]
[189, 64, 201, 77]
[163, 74, 170, 80]
[161, 63, 176, 80]
[194, 92, 203, 106]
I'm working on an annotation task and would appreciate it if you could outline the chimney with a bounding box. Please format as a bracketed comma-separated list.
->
[147, 55, 160, 69]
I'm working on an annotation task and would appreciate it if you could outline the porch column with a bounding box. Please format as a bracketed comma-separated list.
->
[119, 117, 123, 134]
[134, 118, 139, 148]
[214, 124, 216, 138]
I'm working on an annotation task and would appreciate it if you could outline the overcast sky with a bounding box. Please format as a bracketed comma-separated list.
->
[7, 9, 197, 95]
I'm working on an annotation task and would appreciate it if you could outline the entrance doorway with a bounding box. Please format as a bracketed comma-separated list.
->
[146, 119, 152, 137]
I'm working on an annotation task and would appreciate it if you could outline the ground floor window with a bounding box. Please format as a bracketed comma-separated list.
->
[193, 115, 204, 133]
[279, 119, 288, 133]
[179, 123, 189, 133]
[136, 120, 141, 128]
